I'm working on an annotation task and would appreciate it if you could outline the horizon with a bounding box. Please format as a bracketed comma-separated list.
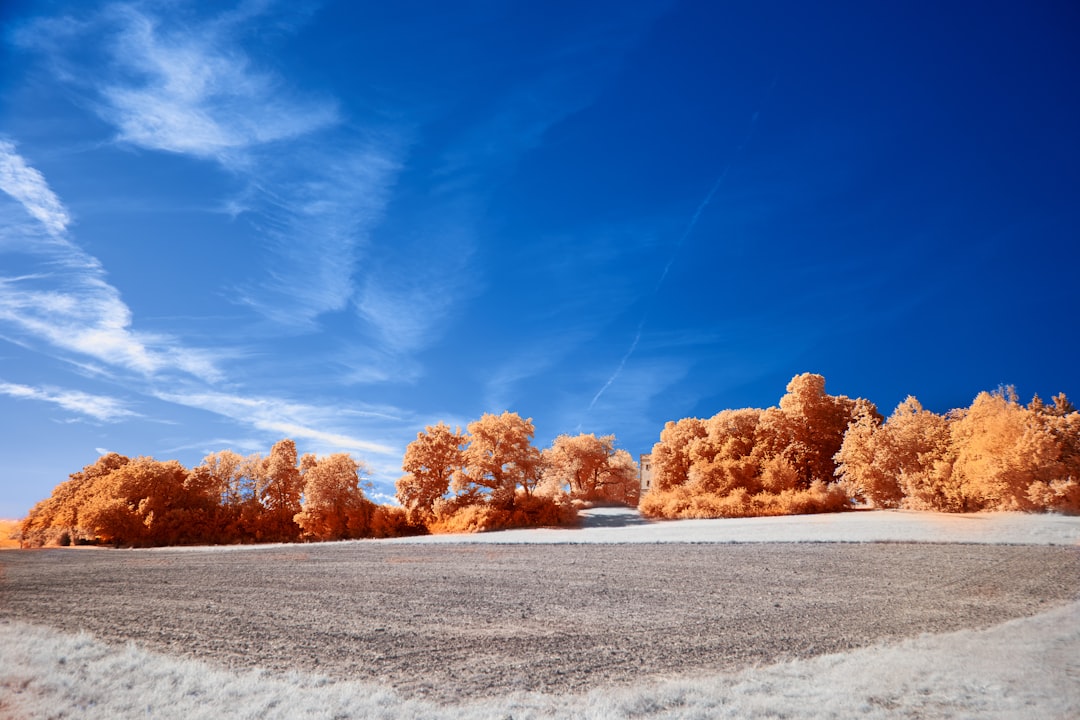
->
[2, 1, 1078, 517]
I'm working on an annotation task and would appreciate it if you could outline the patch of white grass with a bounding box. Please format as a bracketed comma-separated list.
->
[3, 598, 1078, 719]
[147, 508, 1080, 554]
[379, 507, 1080, 546]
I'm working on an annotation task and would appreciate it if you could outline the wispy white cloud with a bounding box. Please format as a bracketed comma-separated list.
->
[0, 142, 224, 382]
[4, 7, 415, 479]
[0, 380, 138, 422]
[356, 283, 453, 356]
[481, 328, 594, 412]
[352, 214, 478, 370]
[0, 139, 70, 237]
[0, 273, 222, 381]
[371, 15, 663, 370]
[93, 4, 402, 327]
[16, 3, 404, 330]
[243, 144, 403, 324]
[153, 389, 403, 458]
[346, 13, 662, 362]
[569, 356, 691, 452]
[336, 347, 423, 386]
[97, 3, 338, 163]
[585, 101, 770, 409]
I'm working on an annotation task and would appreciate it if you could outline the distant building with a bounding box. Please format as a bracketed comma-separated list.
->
[638, 453, 653, 498]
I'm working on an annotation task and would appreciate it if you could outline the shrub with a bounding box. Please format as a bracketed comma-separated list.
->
[428, 493, 577, 533]
[640, 481, 848, 520]
[369, 505, 428, 537]
[1027, 479, 1080, 514]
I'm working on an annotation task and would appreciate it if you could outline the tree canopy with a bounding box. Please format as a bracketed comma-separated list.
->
[395, 412, 641, 534]
[20, 441, 410, 547]
[642, 374, 1080, 519]
[20, 372, 1079, 547]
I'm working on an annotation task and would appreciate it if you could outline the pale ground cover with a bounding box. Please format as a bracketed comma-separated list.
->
[1, 508, 1078, 719]
[384, 506, 1080, 546]
[2, 599, 1077, 720]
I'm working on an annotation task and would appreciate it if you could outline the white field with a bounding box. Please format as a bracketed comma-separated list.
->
[384, 506, 1080, 546]
[2, 508, 1079, 719]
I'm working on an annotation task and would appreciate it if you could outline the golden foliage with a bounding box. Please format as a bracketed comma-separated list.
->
[21, 452, 131, 546]
[835, 396, 953, 509]
[0, 519, 21, 549]
[642, 374, 870, 519]
[22, 376, 1078, 548]
[540, 433, 639, 505]
[777, 373, 863, 486]
[294, 453, 374, 541]
[23, 413, 596, 547]
[395, 413, 611, 533]
[640, 480, 849, 519]
[650, 417, 707, 492]
[78, 457, 205, 547]
[951, 389, 1073, 511]
[427, 491, 577, 534]
[647, 375, 1080, 518]
[256, 439, 304, 542]
[19, 440, 401, 547]
[834, 385, 1080, 513]
[399, 422, 466, 524]
[368, 505, 426, 538]
[459, 412, 543, 508]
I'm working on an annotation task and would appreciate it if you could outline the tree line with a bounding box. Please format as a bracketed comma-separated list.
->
[19, 440, 413, 547]
[396, 411, 638, 533]
[19, 413, 639, 547]
[19, 373, 1078, 547]
[641, 373, 1080, 519]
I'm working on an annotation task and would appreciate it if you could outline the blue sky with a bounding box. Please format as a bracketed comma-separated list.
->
[1, 0, 1077, 518]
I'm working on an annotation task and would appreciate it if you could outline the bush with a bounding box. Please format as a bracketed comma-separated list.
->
[428, 493, 578, 534]
[640, 481, 849, 520]
[1026, 479, 1080, 514]
[369, 505, 428, 537]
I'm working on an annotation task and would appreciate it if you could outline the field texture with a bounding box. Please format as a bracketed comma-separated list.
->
[2, 539, 1078, 705]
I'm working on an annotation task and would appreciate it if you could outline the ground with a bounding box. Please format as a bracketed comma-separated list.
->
[1, 508, 1078, 718]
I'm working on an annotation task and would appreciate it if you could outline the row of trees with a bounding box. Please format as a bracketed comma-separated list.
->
[836, 388, 1079, 512]
[19, 440, 413, 547]
[640, 373, 1080, 519]
[640, 373, 860, 518]
[397, 412, 639, 533]
[20, 415, 641, 547]
[23, 373, 1074, 546]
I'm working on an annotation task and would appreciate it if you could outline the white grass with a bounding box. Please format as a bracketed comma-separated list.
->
[2, 598, 1077, 719]
[4, 510, 1078, 718]
[150, 507, 1080, 555]
[379, 506, 1080, 546]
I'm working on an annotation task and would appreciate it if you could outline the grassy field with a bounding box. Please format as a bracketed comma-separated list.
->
[3, 598, 1078, 719]
[2, 509, 1078, 718]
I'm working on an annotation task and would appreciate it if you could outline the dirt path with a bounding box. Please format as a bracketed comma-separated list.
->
[2, 542, 1077, 703]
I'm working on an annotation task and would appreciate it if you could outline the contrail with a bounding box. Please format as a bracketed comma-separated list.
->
[588, 166, 730, 411]
[587, 168, 732, 411]
[586, 79, 776, 412]
[587, 321, 643, 411]
[656, 168, 729, 290]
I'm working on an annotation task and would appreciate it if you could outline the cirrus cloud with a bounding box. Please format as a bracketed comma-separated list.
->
[0, 140, 224, 382]
[0, 139, 71, 238]
[0, 380, 139, 422]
